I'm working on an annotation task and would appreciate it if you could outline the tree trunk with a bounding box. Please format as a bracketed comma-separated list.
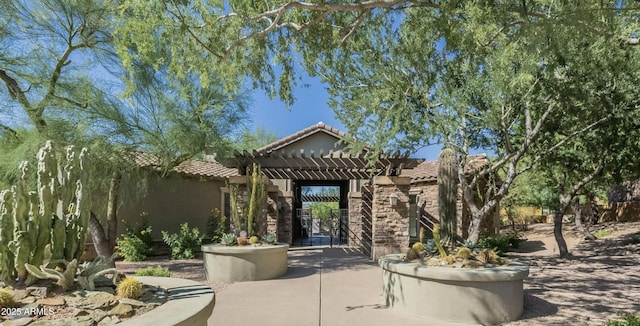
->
[574, 200, 596, 240]
[467, 213, 482, 244]
[89, 212, 115, 267]
[106, 173, 121, 251]
[553, 210, 570, 258]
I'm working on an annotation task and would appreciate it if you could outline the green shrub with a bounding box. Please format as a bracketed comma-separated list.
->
[116, 235, 150, 261]
[477, 233, 525, 256]
[594, 229, 613, 238]
[605, 313, 640, 326]
[203, 208, 227, 244]
[134, 265, 171, 277]
[162, 223, 202, 260]
[116, 214, 153, 261]
[630, 233, 640, 244]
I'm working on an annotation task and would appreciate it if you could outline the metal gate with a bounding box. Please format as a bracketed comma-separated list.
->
[295, 208, 348, 247]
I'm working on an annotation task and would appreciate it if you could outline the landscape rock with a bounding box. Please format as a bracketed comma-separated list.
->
[0, 317, 33, 326]
[108, 303, 133, 317]
[38, 297, 66, 306]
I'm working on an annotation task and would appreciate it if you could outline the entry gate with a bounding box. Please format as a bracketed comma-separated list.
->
[295, 208, 348, 246]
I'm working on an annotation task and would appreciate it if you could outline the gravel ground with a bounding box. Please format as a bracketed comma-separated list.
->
[116, 222, 640, 326]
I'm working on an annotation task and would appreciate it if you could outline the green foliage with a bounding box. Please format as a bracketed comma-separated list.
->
[76, 253, 119, 291]
[262, 233, 277, 245]
[204, 208, 227, 244]
[477, 233, 525, 256]
[234, 127, 280, 152]
[135, 265, 171, 277]
[116, 216, 153, 262]
[117, 277, 143, 299]
[604, 313, 640, 326]
[630, 233, 640, 245]
[594, 229, 613, 239]
[438, 148, 459, 246]
[456, 247, 473, 260]
[161, 223, 202, 260]
[220, 233, 237, 246]
[432, 225, 448, 259]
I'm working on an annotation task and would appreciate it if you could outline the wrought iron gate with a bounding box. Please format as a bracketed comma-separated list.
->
[295, 208, 348, 247]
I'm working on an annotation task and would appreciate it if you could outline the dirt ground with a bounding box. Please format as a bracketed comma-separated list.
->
[116, 221, 640, 326]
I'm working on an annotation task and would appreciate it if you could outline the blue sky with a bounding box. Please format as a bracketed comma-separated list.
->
[248, 74, 443, 161]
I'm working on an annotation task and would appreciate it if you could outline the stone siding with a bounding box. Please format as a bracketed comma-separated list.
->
[371, 176, 411, 260]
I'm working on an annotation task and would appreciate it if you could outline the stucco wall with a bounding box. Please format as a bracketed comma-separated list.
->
[117, 174, 224, 240]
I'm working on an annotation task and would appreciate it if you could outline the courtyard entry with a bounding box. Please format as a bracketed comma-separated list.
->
[293, 183, 349, 247]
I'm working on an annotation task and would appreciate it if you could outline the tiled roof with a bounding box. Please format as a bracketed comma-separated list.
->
[132, 151, 237, 179]
[256, 121, 352, 154]
[401, 154, 488, 183]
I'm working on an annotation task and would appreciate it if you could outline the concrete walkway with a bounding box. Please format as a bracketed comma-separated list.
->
[207, 247, 447, 326]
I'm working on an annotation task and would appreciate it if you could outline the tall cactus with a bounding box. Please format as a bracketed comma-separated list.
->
[0, 141, 90, 284]
[228, 163, 266, 236]
[437, 148, 459, 247]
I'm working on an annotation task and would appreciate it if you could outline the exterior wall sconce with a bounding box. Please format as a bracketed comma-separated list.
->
[389, 192, 399, 206]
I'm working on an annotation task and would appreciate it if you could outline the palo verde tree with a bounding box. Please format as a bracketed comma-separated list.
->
[0, 0, 250, 259]
[112, 1, 640, 244]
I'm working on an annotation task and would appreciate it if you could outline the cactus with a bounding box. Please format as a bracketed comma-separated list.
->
[406, 248, 419, 261]
[24, 258, 78, 291]
[249, 236, 259, 244]
[228, 163, 266, 238]
[117, 277, 143, 299]
[457, 247, 473, 260]
[0, 288, 18, 309]
[437, 148, 459, 247]
[0, 141, 90, 285]
[220, 233, 236, 246]
[412, 242, 425, 253]
[419, 227, 426, 244]
[432, 224, 448, 259]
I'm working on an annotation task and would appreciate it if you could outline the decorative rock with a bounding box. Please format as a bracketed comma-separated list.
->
[98, 315, 121, 326]
[0, 317, 33, 326]
[75, 291, 116, 309]
[38, 297, 66, 306]
[19, 303, 42, 317]
[108, 303, 133, 317]
[20, 296, 36, 304]
[26, 285, 51, 298]
[12, 289, 30, 301]
[90, 309, 108, 323]
[118, 298, 146, 307]
[95, 287, 115, 295]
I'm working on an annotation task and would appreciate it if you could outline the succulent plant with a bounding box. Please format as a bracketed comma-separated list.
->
[249, 236, 260, 244]
[237, 236, 248, 246]
[76, 253, 119, 291]
[437, 148, 459, 247]
[262, 233, 277, 245]
[456, 247, 473, 260]
[424, 239, 439, 256]
[0, 288, 18, 309]
[432, 225, 448, 259]
[412, 242, 425, 252]
[406, 248, 419, 261]
[24, 245, 78, 291]
[220, 233, 236, 246]
[117, 277, 143, 299]
[239, 230, 248, 238]
[476, 249, 500, 265]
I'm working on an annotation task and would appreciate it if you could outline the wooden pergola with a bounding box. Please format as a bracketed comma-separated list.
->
[228, 149, 424, 180]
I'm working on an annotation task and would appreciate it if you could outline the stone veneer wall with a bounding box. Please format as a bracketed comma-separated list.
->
[266, 185, 279, 236]
[371, 176, 411, 260]
[348, 191, 363, 247]
[277, 192, 293, 244]
[227, 175, 269, 235]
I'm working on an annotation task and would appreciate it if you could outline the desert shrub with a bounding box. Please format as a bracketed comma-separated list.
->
[477, 233, 525, 256]
[604, 313, 640, 326]
[203, 208, 227, 244]
[116, 214, 153, 261]
[594, 229, 613, 238]
[630, 233, 640, 244]
[162, 223, 202, 260]
[134, 265, 171, 277]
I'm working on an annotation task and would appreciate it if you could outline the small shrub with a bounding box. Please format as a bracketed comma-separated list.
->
[134, 265, 171, 277]
[604, 313, 640, 326]
[116, 235, 150, 262]
[204, 208, 227, 244]
[478, 233, 525, 256]
[116, 214, 153, 261]
[594, 229, 613, 238]
[162, 223, 202, 260]
[117, 277, 143, 299]
[630, 233, 640, 244]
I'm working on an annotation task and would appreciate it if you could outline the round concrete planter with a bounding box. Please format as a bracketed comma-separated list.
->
[201, 243, 289, 282]
[119, 276, 215, 326]
[378, 254, 529, 325]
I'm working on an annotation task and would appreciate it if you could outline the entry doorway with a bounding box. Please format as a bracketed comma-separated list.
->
[292, 181, 349, 247]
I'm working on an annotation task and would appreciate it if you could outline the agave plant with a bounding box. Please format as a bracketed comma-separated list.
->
[220, 233, 236, 246]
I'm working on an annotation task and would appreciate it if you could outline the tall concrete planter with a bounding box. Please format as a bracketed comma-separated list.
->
[201, 243, 289, 282]
[120, 276, 215, 326]
[379, 254, 529, 325]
